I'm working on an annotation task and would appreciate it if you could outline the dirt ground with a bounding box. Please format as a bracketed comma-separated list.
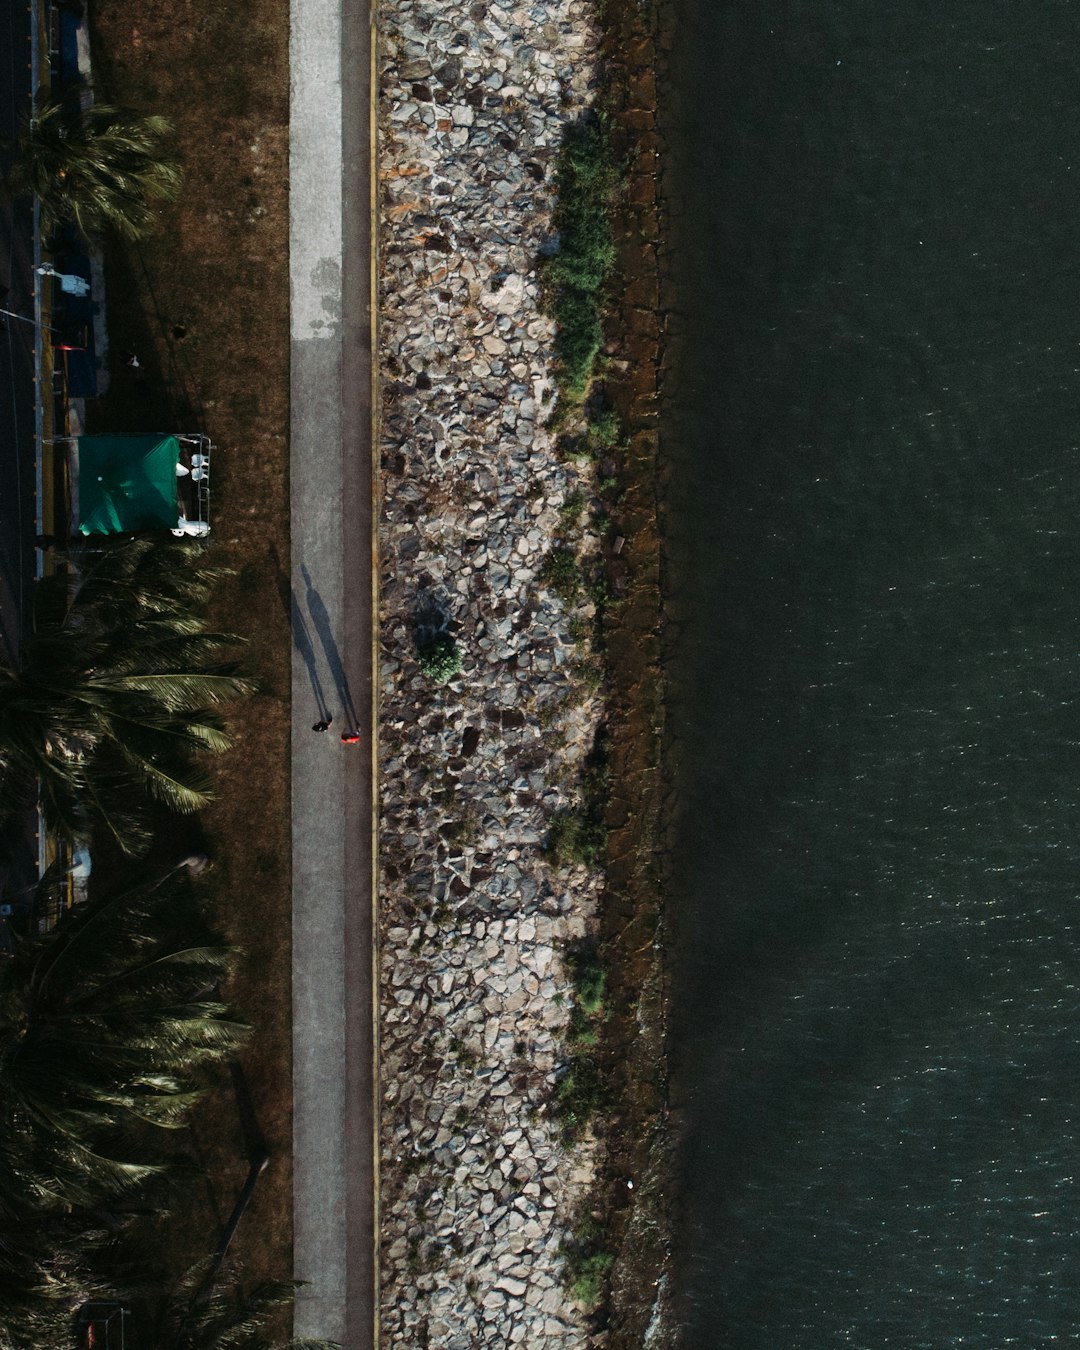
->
[86, 0, 294, 1297]
[590, 0, 675, 1342]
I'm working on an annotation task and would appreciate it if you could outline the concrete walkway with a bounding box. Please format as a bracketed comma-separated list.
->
[289, 0, 377, 1345]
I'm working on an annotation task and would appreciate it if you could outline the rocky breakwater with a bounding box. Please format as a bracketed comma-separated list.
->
[376, 1, 606, 1346]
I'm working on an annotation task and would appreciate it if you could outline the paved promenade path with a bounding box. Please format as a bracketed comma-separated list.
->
[289, 0, 377, 1345]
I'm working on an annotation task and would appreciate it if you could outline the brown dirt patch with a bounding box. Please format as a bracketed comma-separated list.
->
[86, 0, 292, 1297]
[587, 0, 675, 1343]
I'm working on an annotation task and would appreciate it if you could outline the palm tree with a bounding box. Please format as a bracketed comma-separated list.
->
[0, 538, 255, 854]
[0, 865, 248, 1223]
[3, 93, 182, 240]
[150, 1266, 338, 1350]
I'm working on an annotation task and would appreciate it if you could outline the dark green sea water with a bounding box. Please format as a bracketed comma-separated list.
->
[660, 3, 1080, 1346]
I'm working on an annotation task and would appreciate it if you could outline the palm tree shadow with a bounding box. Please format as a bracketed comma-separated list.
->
[301, 563, 357, 728]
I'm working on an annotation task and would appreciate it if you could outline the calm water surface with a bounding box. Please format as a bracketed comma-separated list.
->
[661, 3, 1080, 1346]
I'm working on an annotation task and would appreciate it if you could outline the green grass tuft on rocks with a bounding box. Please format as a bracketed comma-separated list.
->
[545, 115, 617, 398]
[541, 547, 584, 605]
[416, 633, 463, 683]
[559, 1212, 615, 1308]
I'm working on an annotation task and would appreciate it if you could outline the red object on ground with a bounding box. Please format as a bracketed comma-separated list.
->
[341, 731, 361, 744]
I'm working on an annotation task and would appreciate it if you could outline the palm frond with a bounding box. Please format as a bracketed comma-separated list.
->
[101, 669, 255, 709]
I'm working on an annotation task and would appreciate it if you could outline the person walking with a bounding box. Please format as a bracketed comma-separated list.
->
[312, 717, 332, 733]
[340, 729, 361, 744]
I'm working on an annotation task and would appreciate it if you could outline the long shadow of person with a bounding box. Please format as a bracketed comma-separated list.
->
[301, 563, 357, 729]
[270, 544, 331, 724]
[293, 603, 332, 726]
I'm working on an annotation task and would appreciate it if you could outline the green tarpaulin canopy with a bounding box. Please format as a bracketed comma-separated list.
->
[77, 434, 181, 535]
